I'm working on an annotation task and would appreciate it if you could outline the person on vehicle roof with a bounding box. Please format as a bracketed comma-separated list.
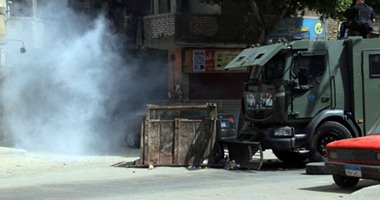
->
[339, 0, 376, 39]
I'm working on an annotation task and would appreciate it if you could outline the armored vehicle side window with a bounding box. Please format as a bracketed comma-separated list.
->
[293, 55, 326, 85]
[263, 54, 285, 81]
[369, 54, 380, 78]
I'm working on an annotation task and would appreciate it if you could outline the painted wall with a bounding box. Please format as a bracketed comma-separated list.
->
[268, 17, 327, 41]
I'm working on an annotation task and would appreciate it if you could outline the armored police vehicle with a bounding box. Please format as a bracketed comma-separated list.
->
[225, 37, 380, 163]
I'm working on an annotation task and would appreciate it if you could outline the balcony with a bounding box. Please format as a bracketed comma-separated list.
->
[143, 13, 254, 49]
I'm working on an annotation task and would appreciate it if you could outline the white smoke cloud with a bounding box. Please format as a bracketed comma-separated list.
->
[1, 1, 167, 155]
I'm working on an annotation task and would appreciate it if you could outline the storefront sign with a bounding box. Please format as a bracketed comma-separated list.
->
[193, 50, 206, 72]
[191, 49, 248, 73]
[215, 50, 241, 70]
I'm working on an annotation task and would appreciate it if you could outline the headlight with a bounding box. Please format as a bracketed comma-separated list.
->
[328, 150, 338, 159]
[273, 127, 294, 137]
[377, 152, 380, 160]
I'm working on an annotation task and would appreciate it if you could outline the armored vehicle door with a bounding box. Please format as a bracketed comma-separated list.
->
[362, 51, 380, 134]
[290, 51, 331, 119]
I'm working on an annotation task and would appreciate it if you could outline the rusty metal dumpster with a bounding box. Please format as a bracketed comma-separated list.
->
[139, 103, 219, 166]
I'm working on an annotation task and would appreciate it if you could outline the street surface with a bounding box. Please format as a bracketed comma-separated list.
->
[0, 147, 379, 200]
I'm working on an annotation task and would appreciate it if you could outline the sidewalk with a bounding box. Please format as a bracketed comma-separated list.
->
[347, 184, 380, 200]
[0, 146, 27, 155]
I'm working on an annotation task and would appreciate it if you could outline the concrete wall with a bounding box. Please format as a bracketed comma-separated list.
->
[184, 0, 221, 15]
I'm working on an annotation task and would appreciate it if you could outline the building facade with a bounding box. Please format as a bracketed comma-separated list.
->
[142, 0, 258, 117]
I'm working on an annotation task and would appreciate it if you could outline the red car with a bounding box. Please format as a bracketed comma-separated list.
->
[326, 122, 380, 188]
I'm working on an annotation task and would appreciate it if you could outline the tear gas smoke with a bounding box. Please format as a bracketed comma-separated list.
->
[1, 1, 167, 155]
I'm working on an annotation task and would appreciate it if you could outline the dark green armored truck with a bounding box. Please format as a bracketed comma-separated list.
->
[225, 37, 380, 162]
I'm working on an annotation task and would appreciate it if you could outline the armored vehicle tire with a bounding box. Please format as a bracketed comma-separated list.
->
[124, 125, 141, 148]
[309, 121, 351, 162]
[332, 174, 359, 188]
[272, 150, 308, 163]
[212, 142, 226, 164]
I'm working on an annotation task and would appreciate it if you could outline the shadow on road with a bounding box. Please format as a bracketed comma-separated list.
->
[299, 180, 380, 195]
[112, 157, 308, 171]
[259, 159, 307, 171]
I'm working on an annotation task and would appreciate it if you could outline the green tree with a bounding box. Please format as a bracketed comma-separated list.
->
[201, 0, 380, 43]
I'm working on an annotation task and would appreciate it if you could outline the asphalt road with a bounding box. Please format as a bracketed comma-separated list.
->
[0, 149, 378, 200]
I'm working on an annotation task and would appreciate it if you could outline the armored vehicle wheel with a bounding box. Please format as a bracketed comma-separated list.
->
[212, 142, 226, 164]
[272, 150, 308, 163]
[309, 121, 351, 162]
[332, 174, 359, 188]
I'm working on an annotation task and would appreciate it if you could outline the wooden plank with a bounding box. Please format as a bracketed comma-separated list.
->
[175, 119, 212, 165]
[158, 121, 174, 165]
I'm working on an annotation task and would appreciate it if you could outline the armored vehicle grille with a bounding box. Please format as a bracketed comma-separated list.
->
[251, 110, 273, 119]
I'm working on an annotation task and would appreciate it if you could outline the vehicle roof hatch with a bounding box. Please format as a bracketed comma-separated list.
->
[225, 43, 286, 70]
